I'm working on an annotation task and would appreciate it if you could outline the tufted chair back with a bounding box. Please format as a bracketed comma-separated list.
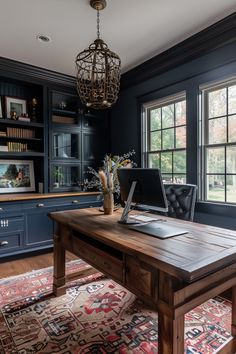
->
[163, 184, 197, 221]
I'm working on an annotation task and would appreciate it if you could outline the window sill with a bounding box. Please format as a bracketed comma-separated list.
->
[196, 201, 236, 218]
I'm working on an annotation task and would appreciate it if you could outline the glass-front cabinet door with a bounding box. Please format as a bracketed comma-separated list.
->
[51, 164, 81, 191]
[52, 131, 80, 159]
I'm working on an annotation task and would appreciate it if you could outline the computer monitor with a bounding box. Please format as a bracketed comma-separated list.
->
[117, 168, 168, 224]
[117, 168, 188, 239]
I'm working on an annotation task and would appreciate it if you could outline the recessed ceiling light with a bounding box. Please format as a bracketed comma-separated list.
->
[36, 34, 51, 43]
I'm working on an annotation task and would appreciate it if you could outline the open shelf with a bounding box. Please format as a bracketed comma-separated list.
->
[0, 119, 44, 128]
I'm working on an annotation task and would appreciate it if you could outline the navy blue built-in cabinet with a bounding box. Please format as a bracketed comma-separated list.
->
[0, 57, 108, 258]
[0, 193, 101, 258]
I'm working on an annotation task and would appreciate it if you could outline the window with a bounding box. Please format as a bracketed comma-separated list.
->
[199, 79, 236, 203]
[142, 92, 186, 183]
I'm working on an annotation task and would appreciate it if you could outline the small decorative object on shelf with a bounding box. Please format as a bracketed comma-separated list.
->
[85, 150, 136, 215]
[59, 101, 67, 110]
[18, 113, 30, 122]
[31, 98, 38, 122]
[10, 111, 18, 120]
[53, 166, 64, 188]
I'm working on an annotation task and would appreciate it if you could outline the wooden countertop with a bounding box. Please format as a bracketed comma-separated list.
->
[0, 191, 100, 203]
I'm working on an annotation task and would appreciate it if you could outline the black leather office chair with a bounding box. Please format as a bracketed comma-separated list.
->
[163, 184, 197, 221]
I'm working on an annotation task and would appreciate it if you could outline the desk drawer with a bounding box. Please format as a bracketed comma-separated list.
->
[125, 256, 154, 297]
[71, 235, 123, 282]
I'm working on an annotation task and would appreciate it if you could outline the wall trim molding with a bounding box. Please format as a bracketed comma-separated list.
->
[0, 57, 76, 88]
[121, 12, 236, 89]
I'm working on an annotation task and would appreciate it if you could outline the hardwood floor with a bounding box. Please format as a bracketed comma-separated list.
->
[0, 251, 77, 278]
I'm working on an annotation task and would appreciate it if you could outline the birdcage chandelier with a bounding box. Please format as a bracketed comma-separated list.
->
[75, 0, 121, 110]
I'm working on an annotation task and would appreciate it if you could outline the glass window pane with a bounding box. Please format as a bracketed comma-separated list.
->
[148, 153, 160, 168]
[162, 174, 173, 183]
[175, 100, 186, 126]
[173, 174, 187, 184]
[228, 115, 236, 143]
[206, 175, 225, 202]
[229, 85, 236, 115]
[173, 150, 186, 173]
[227, 146, 236, 173]
[226, 175, 236, 203]
[208, 117, 226, 144]
[207, 147, 225, 173]
[176, 126, 186, 148]
[162, 104, 174, 128]
[161, 152, 172, 173]
[208, 88, 226, 118]
[150, 131, 161, 151]
[162, 128, 174, 150]
[150, 108, 161, 130]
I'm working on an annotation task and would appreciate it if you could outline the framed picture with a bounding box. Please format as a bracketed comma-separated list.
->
[5, 96, 27, 119]
[0, 160, 35, 193]
[0, 96, 2, 118]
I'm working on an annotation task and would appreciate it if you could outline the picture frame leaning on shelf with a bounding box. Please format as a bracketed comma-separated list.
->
[5, 96, 27, 119]
[0, 159, 35, 193]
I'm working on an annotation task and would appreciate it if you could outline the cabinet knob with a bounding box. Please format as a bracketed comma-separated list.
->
[0, 241, 9, 247]
[72, 200, 79, 204]
[36, 203, 45, 208]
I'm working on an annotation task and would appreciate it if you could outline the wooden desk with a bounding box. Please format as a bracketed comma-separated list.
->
[50, 208, 236, 354]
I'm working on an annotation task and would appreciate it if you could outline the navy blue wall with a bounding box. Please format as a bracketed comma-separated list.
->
[110, 39, 236, 229]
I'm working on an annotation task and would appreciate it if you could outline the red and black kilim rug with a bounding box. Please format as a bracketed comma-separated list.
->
[0, 259, 232, 353]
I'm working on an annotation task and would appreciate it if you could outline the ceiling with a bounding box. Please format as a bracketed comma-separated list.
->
[0, 0, 235, 77]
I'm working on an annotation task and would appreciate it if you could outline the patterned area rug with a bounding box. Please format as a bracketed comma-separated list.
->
[0, 259, 232, 354]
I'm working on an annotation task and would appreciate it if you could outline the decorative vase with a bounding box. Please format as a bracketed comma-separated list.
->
[103, 192, 114, 215]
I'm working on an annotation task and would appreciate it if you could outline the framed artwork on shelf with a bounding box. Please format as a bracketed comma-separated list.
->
[0, 159, 35, 193]
[5, 96, 27, 119]
[0, 96, 2, 118]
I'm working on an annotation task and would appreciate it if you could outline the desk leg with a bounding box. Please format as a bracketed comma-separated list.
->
[53, 228, 66, 297]
[158, 313, 185, 354]
[232, 285, 236, 336]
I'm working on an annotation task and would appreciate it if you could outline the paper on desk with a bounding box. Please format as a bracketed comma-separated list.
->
[129, 214, 158, 222]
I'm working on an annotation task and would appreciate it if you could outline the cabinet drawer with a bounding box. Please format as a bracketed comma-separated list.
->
[0, 216, 24, 232]
[71, 233, 123, 282]
[0, 232, 23, 253]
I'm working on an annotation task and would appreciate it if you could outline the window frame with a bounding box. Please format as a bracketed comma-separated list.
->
[199, 77, 236, 205]
[141, 91, 187, 183]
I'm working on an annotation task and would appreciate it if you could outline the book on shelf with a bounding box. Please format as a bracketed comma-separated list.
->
[18, 116, 31, 122]
[52, 115, 75, 124]
[0, 131, 7, 136]
[7, 127, 35, 138]
[7, 142, 28, 152]
[0, 145, 8, 152]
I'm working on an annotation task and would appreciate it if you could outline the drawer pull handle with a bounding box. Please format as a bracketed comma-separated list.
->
[0, 241, 9, 247]
[72, 200, 79, 204]
[0, 220, 8, 227]
[36, 203, 45, 208]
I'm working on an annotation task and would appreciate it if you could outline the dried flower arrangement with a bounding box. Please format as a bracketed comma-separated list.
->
[84, 150, 136, 198]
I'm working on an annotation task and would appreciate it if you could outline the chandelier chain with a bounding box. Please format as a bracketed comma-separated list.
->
[97, 10, 100, 39]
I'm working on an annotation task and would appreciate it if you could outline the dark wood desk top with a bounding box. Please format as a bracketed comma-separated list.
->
[50, 208, 236, 283]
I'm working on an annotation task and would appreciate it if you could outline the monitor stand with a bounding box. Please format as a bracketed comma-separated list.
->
[118, 181, 139, 224]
